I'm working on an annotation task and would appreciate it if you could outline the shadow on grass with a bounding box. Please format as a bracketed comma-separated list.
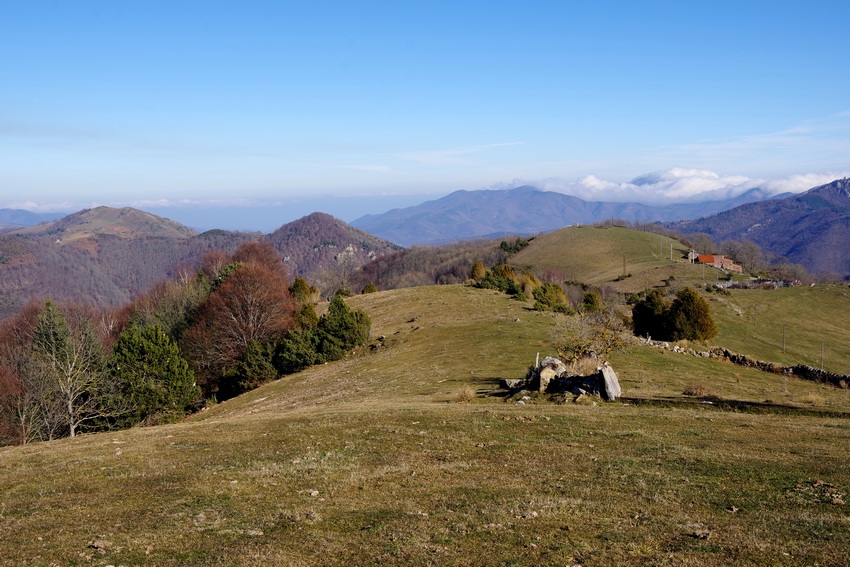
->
[471, 376, 519, 398]
[621, 396, 850, 418]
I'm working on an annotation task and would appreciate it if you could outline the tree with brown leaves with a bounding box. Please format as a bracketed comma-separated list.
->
[182, 244, 295, 399]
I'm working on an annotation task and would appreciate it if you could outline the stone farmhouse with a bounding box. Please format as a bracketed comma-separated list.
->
[688, 251, 744, 274]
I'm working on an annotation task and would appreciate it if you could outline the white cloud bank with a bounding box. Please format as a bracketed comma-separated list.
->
[516, 168, 850, 205]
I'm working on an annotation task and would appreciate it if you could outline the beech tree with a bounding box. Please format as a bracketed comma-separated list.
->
[182, 244, 295, 398]
[687, 233, 718, 255]
[128, 276, 211, 341]
[721, 240, 765, 274]
[0, 302, 45, 443]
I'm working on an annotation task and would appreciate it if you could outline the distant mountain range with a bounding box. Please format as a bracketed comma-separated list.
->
[350, 185, 781, 246]
[3, 178, 848, 321]
[0, 209, 66, 230]
[0, 208, 397, 320]
[668, 178, 850, 276]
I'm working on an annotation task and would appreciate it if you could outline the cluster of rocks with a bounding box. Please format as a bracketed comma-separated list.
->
[500, 356, 622, 401]
[639, 338, 850, 388]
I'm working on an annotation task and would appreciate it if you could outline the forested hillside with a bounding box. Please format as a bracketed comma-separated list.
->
[669, 178, 850, 277]
[0, 208, 398, 320]
[0, 240, 372, 444]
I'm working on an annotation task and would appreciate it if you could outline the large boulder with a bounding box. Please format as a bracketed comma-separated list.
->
[536, 357, 567, 392]
[599, 362, 621, 400]
[556, 362, 622, 401]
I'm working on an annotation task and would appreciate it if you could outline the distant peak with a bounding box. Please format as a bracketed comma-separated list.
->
[806, 178, 850, 199]
[11, 206, 197, 240]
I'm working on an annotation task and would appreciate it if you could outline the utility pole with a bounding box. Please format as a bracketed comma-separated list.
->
[782, 323, 786, 354]
[670, 243, 673, 262]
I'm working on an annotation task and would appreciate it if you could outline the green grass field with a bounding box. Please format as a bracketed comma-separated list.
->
[710, 284, 850, 374]
[2, 285, 849, 565]
[510, 225, 755, 295]
[511, 226, 691, 291]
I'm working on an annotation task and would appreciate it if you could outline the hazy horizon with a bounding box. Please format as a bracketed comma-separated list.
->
[3, 1, 849, 221]
[6, 170, 850, 233]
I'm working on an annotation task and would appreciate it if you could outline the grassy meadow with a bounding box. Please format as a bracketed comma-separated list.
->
[509, 225, 755, 296]
[2, 285, 850, 565]
[510, 226, 691, 291]
[710, 284, 850, 374]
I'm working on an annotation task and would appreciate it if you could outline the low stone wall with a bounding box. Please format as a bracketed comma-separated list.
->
[789, 365, 850, 389]
[638, 338, 849, 388]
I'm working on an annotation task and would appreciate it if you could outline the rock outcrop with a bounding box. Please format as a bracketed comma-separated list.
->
[506, 357, 622, 401]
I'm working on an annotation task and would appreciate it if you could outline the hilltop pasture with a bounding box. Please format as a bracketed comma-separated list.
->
[1, 285, 849, 565]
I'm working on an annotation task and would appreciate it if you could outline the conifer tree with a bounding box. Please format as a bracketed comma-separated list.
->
[109, 325, 199, 426]
[668, 287, 718, 341]
[631, 289, 669, 339]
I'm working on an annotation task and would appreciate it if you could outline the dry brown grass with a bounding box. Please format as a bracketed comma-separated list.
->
[453, 386, 476, 403]
[1, 285, 849, 565]
[797, 393, 826, 405]
[682, 384, 717, 397]
[568, 355, 600, 376]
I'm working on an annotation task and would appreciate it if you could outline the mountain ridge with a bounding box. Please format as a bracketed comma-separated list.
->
[667, 178, 850, 276]
[0, 209, 66, 231]
[350, 185, 779, 246]
[9, 206, 199, 241]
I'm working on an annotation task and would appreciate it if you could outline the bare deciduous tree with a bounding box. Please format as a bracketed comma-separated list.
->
[553, 309, 629, 363]
[721, 240, 765, 274]
[30, 301, 113, 438]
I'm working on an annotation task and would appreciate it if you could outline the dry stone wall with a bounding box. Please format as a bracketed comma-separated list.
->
[639, 338, 850, 388]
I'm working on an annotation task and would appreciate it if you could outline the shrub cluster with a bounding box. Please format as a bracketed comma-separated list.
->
[631, 287, 718, 342]
[276, 294, 371, 375]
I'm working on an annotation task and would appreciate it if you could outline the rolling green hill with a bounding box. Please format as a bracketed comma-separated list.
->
[1, 285, 849, 565]
[510, 225, 714, 292]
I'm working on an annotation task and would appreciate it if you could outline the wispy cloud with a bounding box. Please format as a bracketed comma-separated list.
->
[121, 198, 261, 208]
[653, 112, 850, 172]
[1, 200, 78, 213]
[400, 142, 525, 166]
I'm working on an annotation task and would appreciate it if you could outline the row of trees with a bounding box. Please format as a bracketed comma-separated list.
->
[0, 241, 371, 445]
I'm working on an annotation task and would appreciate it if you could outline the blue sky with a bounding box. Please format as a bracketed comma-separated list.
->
[2, 1, 849, 230]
